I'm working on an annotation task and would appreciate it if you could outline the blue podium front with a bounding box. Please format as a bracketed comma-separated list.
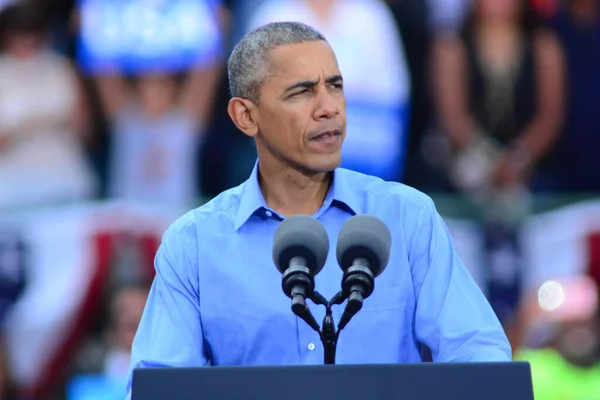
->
[132, 362, 534, 400]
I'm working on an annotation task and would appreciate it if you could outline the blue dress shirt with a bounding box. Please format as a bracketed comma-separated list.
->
[125, 163, 512, 397]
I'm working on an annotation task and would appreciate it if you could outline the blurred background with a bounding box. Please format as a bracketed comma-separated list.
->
[0, 0, 598, 398]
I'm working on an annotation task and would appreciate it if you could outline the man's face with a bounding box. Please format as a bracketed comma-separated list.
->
[254, 40, 346, 174]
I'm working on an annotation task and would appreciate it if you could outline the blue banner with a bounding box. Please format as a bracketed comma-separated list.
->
[341, 100, 410, 182]
[76, 0, 224, 74]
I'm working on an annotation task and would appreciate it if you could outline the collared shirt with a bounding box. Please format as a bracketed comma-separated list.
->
[125, 163, 512, 398]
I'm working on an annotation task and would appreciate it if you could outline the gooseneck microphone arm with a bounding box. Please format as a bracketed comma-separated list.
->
[309, 291, 346, 364]
[293, 287, 356, 365]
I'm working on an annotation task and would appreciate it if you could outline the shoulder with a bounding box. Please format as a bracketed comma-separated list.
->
[529, 28, 564, 75]
[42, 49, 73, 66]
[150, 185, 245, 279]
[36, 50, 78, 78]
[432, 32, 468, 58]
[0, 55, 12, 79]
[431, 33, 470, 81]
[163, 183, 245, 241]
[532, 27, 562, 57]
[339, 168, 434, 214]
[339, 169, 443, 257]
[156, 184, 245, 272]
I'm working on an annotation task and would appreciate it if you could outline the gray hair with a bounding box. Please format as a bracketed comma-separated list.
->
[227, 21, 327, 103]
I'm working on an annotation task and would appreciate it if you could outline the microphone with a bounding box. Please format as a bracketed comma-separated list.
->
[273, 214, 329, 332]
[336, 215, 391, 329]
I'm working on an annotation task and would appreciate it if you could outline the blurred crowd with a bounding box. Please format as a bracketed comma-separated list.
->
[0, 0, 599, 399]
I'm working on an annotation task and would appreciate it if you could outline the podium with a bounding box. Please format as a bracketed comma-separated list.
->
[131, 362, 534, 400]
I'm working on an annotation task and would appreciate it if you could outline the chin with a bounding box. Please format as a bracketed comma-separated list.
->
[308, 155, 341, 173]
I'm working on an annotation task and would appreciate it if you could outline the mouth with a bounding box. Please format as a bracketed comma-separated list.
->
[310, 129, 342, 143]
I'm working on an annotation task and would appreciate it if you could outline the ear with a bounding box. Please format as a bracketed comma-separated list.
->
[227, 97, 259, 137]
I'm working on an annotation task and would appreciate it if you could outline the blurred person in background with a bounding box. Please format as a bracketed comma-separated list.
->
[514, 276, 600, 399]
[67, 282, 149, 400]
[103, 283, 148, 379]
[431, 0, 565, 197]
[385, 0, 472, 192]
[430, 0, 565, 328]
[93, 69, 218, 208]
[241, 0, 412, 183]
[76, 0, 226, 207]
[0, 1, 98, 210]
[546, 0, 600, 193]
[73, 283, 148, 380]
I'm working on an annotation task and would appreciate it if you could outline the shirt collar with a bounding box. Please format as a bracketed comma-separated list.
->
[233, 161, 362, 231]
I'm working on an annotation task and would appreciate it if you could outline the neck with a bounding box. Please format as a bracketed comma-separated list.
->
[477, 20, 519, 39]
[475, 21, 521, 67]
[257, 158, 331, 218]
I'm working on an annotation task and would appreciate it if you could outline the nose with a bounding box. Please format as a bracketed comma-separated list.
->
[313, 88, 339, 120]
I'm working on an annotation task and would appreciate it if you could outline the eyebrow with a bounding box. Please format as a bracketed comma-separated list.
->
[284, 75, 343, 93]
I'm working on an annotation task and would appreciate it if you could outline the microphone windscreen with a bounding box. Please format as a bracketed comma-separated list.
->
[336, 215, 391, 276]
[272, 214, 329, 275]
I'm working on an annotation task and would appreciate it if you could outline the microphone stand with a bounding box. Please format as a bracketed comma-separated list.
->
[310, 291, 346, 365]
[285, 286, 362, 364]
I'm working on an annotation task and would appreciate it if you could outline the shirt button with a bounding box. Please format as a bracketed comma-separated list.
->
[308, 343, 315, 351]
[265, 210, 273, 217]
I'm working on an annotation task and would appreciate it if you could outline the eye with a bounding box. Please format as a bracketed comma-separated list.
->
[291, 89, 308, 97]
[330, 83, 343, 90]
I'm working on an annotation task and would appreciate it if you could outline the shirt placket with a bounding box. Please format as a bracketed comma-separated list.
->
[296, 300, 325, 364]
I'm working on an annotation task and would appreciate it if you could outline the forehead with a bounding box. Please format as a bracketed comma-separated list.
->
[266, 41, 340, 85]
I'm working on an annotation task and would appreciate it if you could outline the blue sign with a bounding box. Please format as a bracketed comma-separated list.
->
[341, 100, 409, 182]
[76, 0, 223, 74]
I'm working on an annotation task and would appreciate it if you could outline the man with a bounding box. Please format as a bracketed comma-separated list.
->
[126, 21, 511, 398]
